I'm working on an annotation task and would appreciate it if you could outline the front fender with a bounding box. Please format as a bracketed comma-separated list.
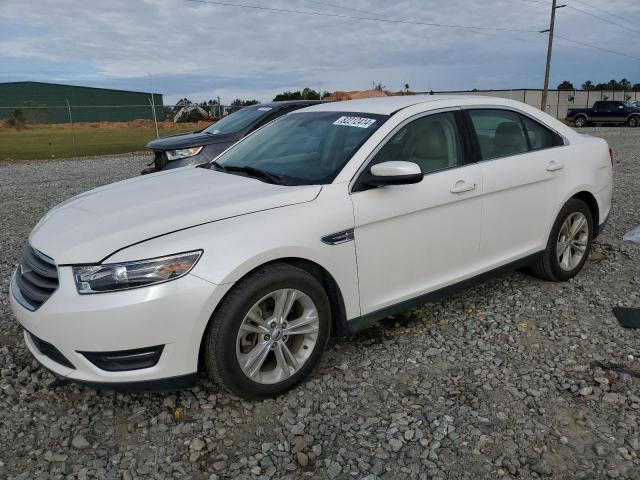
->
[105, 184, 361, 320]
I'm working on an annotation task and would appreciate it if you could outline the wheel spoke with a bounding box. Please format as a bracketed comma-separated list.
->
[280, 342, 300, 370]
[284, 312, 319, 335]
[239, 323, 270, 334]
[561, 247, 571, 269]
[244, 341, 271, 378]
[273, 342, 301, 379]
[273, 289, 297, 321]
[572, 242, 587, 253]
[247, 307, 267, 327]
[569, 216, 586, 238]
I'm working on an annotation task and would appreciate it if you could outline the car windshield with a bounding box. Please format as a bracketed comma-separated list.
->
[209, 111, 387, 185]
[623, 101, 635, 108]
[202, 106, 273, 135]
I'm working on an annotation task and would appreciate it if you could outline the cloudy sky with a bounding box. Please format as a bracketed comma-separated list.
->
[1, 0, 639, 104]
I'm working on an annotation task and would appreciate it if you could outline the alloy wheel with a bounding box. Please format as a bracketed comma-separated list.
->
[556, 212, 589, 271]
[235, 289, 319, 384]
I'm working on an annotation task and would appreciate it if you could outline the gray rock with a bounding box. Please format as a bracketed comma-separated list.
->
[326, 461, 342, 478]
[532, 459, 553, 476]
[389, 438, 403, 452]
[190, 438, 206, 451]
[71, 434, 91, 450]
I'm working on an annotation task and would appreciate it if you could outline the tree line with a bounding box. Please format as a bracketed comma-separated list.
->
[557, 78, 640, 91]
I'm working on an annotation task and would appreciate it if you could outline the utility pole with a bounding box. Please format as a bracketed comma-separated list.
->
[540, 0, 566, 111]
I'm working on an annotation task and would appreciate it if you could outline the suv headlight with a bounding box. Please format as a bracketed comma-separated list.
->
[166, 146, 203, 161]
[73, 251, 202, 294]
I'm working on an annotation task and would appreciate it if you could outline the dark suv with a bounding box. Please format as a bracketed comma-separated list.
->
[142, 100, 322, 174]
[567, 100, 640, 128]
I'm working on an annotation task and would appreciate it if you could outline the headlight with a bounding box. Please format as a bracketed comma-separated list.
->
[73, 251, 202, 294]
[166, 146, 203, 161]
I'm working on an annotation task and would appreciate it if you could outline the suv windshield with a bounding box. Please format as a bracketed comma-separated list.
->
[202, 106, 273, 135]
[210, 111, 387, 185]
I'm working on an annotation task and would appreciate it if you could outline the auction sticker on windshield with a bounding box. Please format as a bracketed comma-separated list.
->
[333, 116, 377, 128]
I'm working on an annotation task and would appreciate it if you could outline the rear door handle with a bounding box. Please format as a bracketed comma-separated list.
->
[450, 180, 477, 194]
[546, 160, 564, 172]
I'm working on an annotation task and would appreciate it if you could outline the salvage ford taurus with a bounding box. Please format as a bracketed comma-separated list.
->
[10, 95, 613, 399]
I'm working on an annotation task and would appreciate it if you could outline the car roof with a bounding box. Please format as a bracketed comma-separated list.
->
[298, 95, 522, 115]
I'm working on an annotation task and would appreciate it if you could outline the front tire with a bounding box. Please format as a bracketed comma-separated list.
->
[203, 263, 331, 399]
[628, 115, 640, 128]
[529, 198, 593, 282]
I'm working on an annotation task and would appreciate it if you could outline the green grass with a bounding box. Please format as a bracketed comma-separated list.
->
[0, 122, 207, 160]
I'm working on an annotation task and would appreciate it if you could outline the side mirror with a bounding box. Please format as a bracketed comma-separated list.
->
[361, 161, 423, 188]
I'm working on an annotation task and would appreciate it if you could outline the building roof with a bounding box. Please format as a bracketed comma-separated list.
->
[0, 81, 161, 96]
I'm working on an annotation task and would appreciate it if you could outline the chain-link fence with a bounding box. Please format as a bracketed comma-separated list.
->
[3, 91, 639, 160]
[0, 104, 230, 160]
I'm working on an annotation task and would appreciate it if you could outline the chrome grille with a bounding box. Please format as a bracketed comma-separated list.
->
[13, 245, 59, 311]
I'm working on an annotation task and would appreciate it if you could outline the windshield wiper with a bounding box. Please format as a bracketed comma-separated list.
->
[211, 162, 285, 184]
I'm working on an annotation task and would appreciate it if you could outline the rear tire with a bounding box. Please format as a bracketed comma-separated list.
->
[529, 199, 594, 282]
[574, 116, 587, 128]
[203, 263, 331, 399]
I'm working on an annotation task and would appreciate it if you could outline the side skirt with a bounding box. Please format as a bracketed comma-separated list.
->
[343, 251, 543, 335]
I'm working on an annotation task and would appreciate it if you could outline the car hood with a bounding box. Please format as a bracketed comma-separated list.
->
[30, 168, 321, 264]
[147, 131, 240, 150]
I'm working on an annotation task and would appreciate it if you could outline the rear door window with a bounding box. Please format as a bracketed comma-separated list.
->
[467, 109, 528, 160]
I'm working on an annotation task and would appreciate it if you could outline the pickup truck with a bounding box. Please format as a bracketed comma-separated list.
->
[567, 100, 640, 127]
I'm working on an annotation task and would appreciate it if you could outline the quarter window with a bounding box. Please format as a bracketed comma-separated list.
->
[372, 112, 464, 175]
[467, 109, 528, 160]
[521, 115, 560, 150]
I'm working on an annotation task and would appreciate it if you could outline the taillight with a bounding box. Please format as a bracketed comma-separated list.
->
[609, 148, 614, 166]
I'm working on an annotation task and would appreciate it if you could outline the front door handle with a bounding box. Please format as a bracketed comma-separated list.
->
[450, 180, 477, 194]
[546, 160, 564, 172]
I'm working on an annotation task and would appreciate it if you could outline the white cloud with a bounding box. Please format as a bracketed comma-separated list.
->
[1, 0, 639, 103]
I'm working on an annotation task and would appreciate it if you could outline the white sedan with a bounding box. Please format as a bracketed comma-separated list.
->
[10, 95, 613, 398]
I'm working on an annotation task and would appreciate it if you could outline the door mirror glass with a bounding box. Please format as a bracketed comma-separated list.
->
[363, 161, 423, 187]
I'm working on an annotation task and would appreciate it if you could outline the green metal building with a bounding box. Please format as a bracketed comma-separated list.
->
[0, 81, 164, 124]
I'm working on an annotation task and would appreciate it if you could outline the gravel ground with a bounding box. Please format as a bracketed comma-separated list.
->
[0, 128, 639, 480]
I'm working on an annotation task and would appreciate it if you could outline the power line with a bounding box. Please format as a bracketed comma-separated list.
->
[510, 0, 640, 34]
[186, 0, 640, 63]
[185, 0, 539, 33]
[302, 0, 373, 16]
[566, 4, 640, 35]
[572, 0, 640, 26]
[553, 33, 640, 61]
